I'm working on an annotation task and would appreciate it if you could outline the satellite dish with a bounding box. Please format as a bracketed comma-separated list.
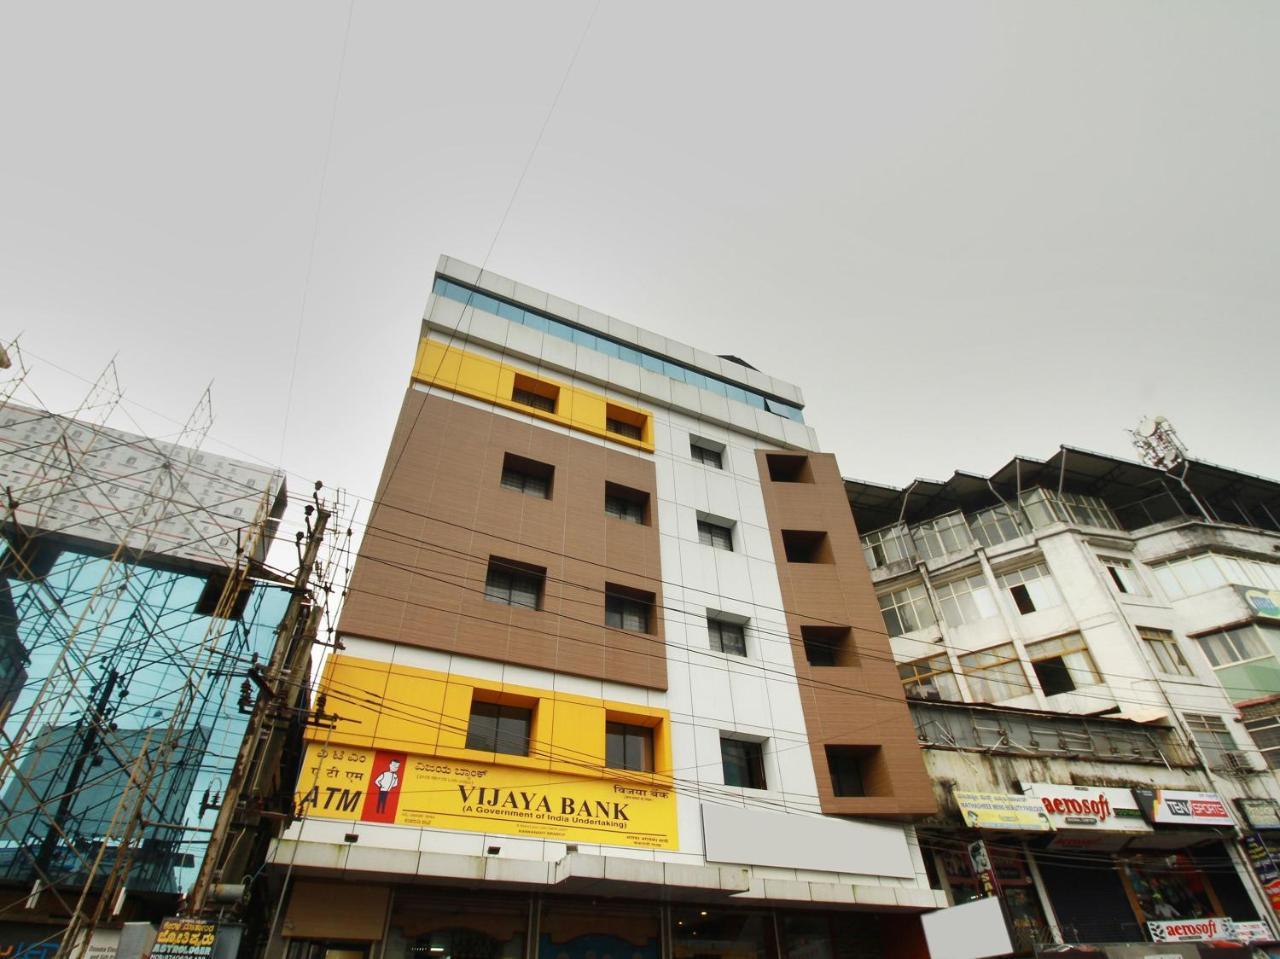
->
[1135, 416, 1167, 438]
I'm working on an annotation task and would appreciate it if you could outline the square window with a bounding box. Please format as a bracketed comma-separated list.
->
[690, 439, 724, 469]
[708, 616, 747, 656]
[1138, 627, 1193, 676]
[1025, 633, 1100, 696]
[765, 453, 812, 483]
[604, 482, 648, 524]
[605, 721, 654, 772]
[801, 625, 854, 667]
[500, 453, 553, 499]
[781, 530, 832, 564]
[720, 737, 766, 790]
[1101, 556, 1145, 595]
[484, 558, 545, 610]
[997, 563, 1061, 615]
[697, 517, 734, 551]
[605, 584, 654, 633]
[604, 404, 647, 442]
[466, 700, 532, 756]
[825, 746, 878, 797]
[511, 373, 558, 413]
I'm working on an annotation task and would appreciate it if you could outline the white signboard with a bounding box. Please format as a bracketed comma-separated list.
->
[1147, 918, 1231, 942]
[1135, 790, 1235, 827]
[1228, 920, 1274, 943]
[1025, 783, 1150, 833]
[921, 896, 1013, 959]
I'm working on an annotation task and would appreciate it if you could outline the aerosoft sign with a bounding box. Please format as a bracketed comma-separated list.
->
[1133, 789, 1235, 827]
[1025, 784, 1150, 833]
[1147, 918, 1231, 943]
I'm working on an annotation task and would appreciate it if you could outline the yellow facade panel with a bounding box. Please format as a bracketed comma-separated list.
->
[411, 338, 654, 452]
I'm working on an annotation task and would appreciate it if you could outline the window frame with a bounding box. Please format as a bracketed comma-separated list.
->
[1025, 633, 1101, 697]
[465, 700, 533, 756]
[605, 720, 654, 772]
[604, 482, 647, 525]
[499, 453, 553, 499]
[604, 585, 653, 633]
[959, 643, 1028, 703]
[690, 439, 724, 469]
[878, 582, 937, 637]
[1138, 626, 1193, 676]
[1100, 556, 1145, 596]
[899, 654, 963, 701]
[720, 736, 767, 790]
[996, 562, 1061, 616]
[1184, 713, 1239, 770]
[707, 616, 748, 656]
[697, 517, 734, 551]
[934, 571, 998, 628]
[483, 558, 545, 610]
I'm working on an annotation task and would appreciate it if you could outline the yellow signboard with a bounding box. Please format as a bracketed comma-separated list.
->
[298, 743, 678, 850]
[954, 790, 1054, 832]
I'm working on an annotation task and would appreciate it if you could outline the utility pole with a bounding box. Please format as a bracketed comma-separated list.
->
[187, 490, 330, 916]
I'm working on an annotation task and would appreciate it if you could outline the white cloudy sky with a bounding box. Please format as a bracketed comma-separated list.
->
[3, 1, 1277, 522]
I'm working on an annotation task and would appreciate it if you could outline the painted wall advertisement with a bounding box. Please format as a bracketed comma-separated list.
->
[953, 791, 1053, 831]
[1024, 783, 1150, 833]
[297, 743, 679, 850]
[1132, 790, 1235, 827]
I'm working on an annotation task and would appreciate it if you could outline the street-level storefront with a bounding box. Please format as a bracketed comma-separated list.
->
[280, 883, 925, 959]
[926, 785, 1275, 951]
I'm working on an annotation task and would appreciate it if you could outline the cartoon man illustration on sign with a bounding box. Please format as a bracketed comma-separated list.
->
[374, 759, 401, 814]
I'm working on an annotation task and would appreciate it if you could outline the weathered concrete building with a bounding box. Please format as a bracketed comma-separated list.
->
[847, 447, 1280, 949]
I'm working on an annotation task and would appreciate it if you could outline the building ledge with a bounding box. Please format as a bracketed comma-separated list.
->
[268, 839, 749, 900]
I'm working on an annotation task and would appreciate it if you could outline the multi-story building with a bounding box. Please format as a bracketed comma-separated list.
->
[0, 400, 293, 955]
[267, 256, 945, 959]
[846, 445, 1280, 948]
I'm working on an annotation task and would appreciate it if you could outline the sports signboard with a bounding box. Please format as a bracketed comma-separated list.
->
[1132, 789, 1234, 827]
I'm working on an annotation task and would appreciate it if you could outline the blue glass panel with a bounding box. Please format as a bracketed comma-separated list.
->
[662, 361, 686, 383]
[468, 293, 501, 315]
[617, 346, 641, 365]
[522, 311, 547, 333]
[640, 354, 664, 374]
[684, 371, 706, 390]
[595, 339, 619, 359]
[724, 384, 748, 404]
[497, 302, 524, 324]
[546, 320, 573, 341]
[744, 392, 765, 409]
[573, 330, 598, 350]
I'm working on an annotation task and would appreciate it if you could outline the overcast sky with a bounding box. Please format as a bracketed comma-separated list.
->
[3, 2, 1278, 526]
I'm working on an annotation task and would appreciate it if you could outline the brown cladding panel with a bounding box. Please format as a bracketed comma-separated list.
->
[757, 450, 936, 819]
[341, 389, 667, 690]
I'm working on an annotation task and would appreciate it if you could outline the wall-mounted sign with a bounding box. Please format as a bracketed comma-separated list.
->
[151, 918, 218, 959]
[968, 839, 1001, 898]
[1237, 798, 1280, 831]
[1024, 783, 1150, 833]
[1241, 587, 1280, 621]
[1226, 920, 1274, 943]
[1147, 918, 1231, 942]
[297, 744, 679, 850]
[1133, 789, 1235, 827]
[953, 790, 1053, 831]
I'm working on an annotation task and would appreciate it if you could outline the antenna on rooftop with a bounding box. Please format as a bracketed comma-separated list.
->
[1129, 415, 1211, 522]
[1130, 415, 1187, 471]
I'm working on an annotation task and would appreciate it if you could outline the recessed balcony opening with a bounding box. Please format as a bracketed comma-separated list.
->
[781, 530, 833, 564]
